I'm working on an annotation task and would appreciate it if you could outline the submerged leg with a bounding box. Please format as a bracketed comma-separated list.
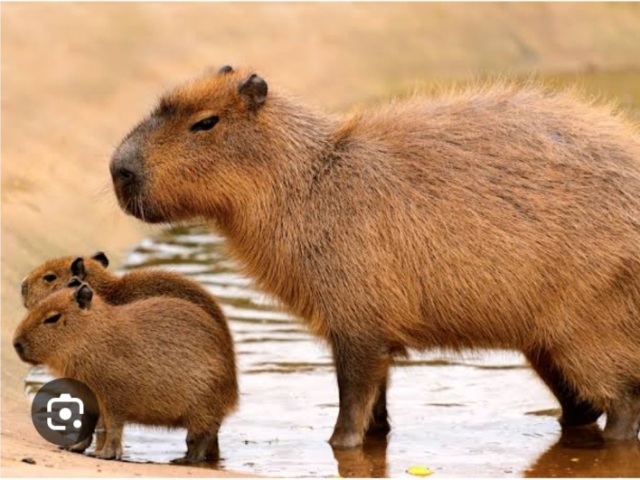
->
[604, 389, 640, 441]
[365, 377, 391, 437]
[329, 335, 391, 449]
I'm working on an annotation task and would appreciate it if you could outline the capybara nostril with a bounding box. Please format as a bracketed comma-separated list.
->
[110, 155, 139, 187]
[13, 339, 24, 356]
[113, 167, 136, 184]
[110, 140, 143, 190]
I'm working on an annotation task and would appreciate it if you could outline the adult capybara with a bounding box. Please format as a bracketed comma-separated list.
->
[13, 281, 238, 462]
[110, 65, 640, 447]
[21, 252, 229, 333]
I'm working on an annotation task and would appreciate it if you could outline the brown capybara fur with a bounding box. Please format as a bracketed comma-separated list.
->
[21, 253, 234, 454]
[110, 66, 640, 447]
[21, 252, 229, 335]
[13, 282, 238, 462]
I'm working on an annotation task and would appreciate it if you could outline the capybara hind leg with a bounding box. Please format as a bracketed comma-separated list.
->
[604, 391, 640, 441]
[329, 337, 390, 449]
[174, 424, 220, 464]
[365, 377, 391, 437]
[94, 414, 123, 461]
[526, 349, 602, 426]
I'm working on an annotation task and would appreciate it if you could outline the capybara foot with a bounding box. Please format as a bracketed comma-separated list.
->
[365, 417, 391, 437]
[604, 396, 640, 441]
[603, 420, 640, 441]
[65, 435, 93, 453]
[559, 403, 603, 428]
[94, 443, 123, 461]
[603, 428, 640, 441]
[171, 456, 219, 465]
[329, 428, 364, 449]
[176, 430, 220, 463]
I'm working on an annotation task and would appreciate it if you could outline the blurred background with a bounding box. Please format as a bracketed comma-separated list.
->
[3, 3, 640, 477]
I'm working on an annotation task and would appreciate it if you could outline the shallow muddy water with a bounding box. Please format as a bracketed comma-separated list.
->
[25, 227, 640, 477]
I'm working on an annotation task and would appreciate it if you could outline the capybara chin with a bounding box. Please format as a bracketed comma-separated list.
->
[111, 65, 640, 447]
[13, 282, 238, 462]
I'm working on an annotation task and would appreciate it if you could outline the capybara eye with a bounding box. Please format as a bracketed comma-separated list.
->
[190, 116, 219, 133]
[43, 274, 57, 283]
[43, 313, 61, 324]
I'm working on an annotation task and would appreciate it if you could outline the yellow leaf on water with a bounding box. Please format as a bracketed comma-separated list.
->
[407, 466, 434, 477]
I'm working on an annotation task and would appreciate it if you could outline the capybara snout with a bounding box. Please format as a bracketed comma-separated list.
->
[110, 135, 146, 215]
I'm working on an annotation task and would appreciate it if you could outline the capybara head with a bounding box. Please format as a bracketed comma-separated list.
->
[13, 282, 96, 366]
[110, 65, 321, 224]
[21, 252, 110, 309]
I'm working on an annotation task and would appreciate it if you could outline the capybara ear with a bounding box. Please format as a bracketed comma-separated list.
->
[91, 251, 109, 268]
[74, 284, 93, 310]
[66, 277, 82, 288]
[218, 65, 233, 74]
[70, 257, 86, 279]
[238, 73, 268, 111]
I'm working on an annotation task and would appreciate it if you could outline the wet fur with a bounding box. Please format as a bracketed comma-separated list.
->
[111, 68, 640, 447]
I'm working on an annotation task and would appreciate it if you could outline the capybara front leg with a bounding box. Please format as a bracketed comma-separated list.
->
[93, 415, 106, 453]
[94, 413, 123, 461]
[66, 435, 93, 454]
[526, 349, 602, 426]
[365, 377, 391, 437]
[329, 337, 390, 449]
[604, 390, 640, 441]
[66, 410, 102, 454]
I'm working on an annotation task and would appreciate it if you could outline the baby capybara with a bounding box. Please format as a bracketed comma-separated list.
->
[110, 66, 640, 447]
[21, 251, 229, 334]
[13, 282, 238, 462]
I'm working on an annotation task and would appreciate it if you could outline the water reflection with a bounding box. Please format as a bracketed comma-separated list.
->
[526, 425, 640, 478]
[333, 437, 389, 478]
